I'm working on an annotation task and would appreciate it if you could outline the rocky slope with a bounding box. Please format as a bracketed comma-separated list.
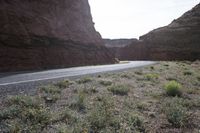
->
[105, 3, 200, 61]
[0, 0, 114, 72]
[140, 3, 200, 60]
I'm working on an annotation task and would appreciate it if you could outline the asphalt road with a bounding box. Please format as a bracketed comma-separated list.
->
[0, 61, 155, 96]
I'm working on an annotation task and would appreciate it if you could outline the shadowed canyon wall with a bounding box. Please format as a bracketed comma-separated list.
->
[0, 0, 114, 72]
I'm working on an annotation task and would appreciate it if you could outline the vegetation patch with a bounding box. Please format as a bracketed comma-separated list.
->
[120, 73, 131, 79]
[128, 113, 145, 132]
[164, 81, 182, 97]
[163, 97, 189, 127]
[70, 91, 86, 111]
[99, 80, 112, 86]
[183, 71, 193, 76]
[88, 96, 119, 132]
[108, 85, 130, 96]
[55, 79, 72, 88]
[197, 76, 200, 81]
[77, 77, 92, 84]
[0, 96, 51, 132]
[144, 73, 159, 81]
[39, 85, 62, 103]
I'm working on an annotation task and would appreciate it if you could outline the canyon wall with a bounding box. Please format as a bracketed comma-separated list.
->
[0, 0, 114, 72]
[105, 3, 200, 61]
[140, 3, 200, 60]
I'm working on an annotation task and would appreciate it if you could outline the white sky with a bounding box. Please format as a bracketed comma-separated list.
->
[88, 0, 200, 39]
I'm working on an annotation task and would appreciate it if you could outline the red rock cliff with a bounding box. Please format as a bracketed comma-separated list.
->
[0, 0, 114, 72]
[140, 3, 200, 60]
[104, 3, 200, 61]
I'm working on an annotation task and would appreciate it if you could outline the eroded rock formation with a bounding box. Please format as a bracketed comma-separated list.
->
[0, 0, 114, 72]
[105, 3, 200, 61]
[140, 3, 200, 60]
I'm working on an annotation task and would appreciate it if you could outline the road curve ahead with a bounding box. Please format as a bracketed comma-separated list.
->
[0, 61, 155, 96]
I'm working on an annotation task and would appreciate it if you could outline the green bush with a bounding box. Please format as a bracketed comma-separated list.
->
[108, 85, 130, 96]
[144, 73, 159, 81]
[164, 97, 188, 127]
[164, 81, 182, 96]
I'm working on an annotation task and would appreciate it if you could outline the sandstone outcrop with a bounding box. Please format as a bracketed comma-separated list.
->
[140, 3, 200, 60]
[105, 3, 200, 61]
[0, 0, 114, 72]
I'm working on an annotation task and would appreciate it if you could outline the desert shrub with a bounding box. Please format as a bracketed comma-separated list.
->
[164, 64, 169, 67]
[163, 97, 189, 127]
[39, 85, 62, 103]
[108, 85, 130, 96]
[0, 96, 51, 132]
[55, 80, 71, 88]
[88, 97, 118, 131]
[135, 71, 143, 75]
[150, 66, 154, 70]
[82, 86, 98, 94]
[128, 113, 145, 132]
[183, 71, 193, 76]
[52, 108, 77, 125]
[0, 105, 21, 119]
[120, 73, 131, 79]
[89, 87, 98, 93]
[77, 77, 92, 84]
[136, 102, 148, 111]
[164, 81, 182, 96]
[144, 73, 159, 81]
[99, 80, 112, 86]
[166, 77, 178, 81]
[70, 91, 86, 111]
[197, 76, 200, 81]
[6, 95, 42, 109]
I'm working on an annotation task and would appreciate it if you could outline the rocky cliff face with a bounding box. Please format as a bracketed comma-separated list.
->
[140, 3, 200, 60]
[0, 0, 114, 72]
[105, 3, 200, 61]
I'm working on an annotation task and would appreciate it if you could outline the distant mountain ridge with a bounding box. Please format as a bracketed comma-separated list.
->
[103, 39, 139, 48]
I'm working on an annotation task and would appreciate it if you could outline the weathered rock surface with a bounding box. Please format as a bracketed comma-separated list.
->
[105, 3, 200, 61]
[140, 3, 200, 60]
[0, 0, 114, 72]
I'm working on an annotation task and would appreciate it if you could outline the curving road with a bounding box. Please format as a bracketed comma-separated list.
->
[0, 61, 155, 96]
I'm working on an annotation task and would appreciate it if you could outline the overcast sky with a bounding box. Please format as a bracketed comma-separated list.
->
[88, 0, 199, 39]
